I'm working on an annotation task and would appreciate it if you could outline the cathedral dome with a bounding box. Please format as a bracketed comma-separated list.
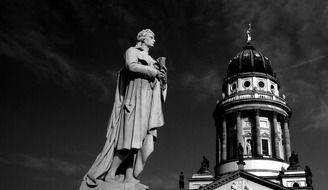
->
[227, 45, 275, 78]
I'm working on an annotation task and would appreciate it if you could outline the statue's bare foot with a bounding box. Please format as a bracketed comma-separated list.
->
[116, 174, 124, 182]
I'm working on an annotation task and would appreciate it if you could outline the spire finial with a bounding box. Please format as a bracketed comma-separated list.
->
[246, 23, 252, 44]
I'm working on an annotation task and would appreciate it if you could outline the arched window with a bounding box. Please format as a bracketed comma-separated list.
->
[262, 139, 269, 156]
[293, 182, 300, 187]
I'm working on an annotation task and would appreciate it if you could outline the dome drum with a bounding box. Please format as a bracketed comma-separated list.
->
[224, 76, 280, 97]
[214, 109, 291, 177]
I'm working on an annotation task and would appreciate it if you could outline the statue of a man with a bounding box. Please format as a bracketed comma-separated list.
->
[179, 172, 185, 190]
[305, 165, 313, 187]
[246, 140, 252, 155]
[80, 29, 167, 188]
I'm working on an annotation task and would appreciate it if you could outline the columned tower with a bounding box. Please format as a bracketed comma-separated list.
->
[213, 32, 292, 180]
[188, 26, 313, 190]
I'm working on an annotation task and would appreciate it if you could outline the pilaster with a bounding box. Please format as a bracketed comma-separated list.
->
[236, 112, 243, 146]
[221, 118, 227, 161]
[283, 117, 291, 161]
[255, 110, 262, 156]
[273, 113, 281, 159]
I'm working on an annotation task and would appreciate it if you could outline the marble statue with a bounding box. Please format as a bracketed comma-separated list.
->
[246, 140, 252, 155]
[80, 29, 167, 190]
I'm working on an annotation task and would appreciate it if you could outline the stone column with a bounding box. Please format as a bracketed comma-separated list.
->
[236, 112, 243, 146]
[255, 110, 262, 156]
[221, 118, 227, 161]
[273, 113, 280, 159]
[215, 119, 222, 177]
[283, 118, 291, 161]
[216, 121, 221, 164]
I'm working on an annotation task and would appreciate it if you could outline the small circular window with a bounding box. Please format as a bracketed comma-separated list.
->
[258, 81, 265, 88]
[270, 85, 275, 90]
[244, 81, 251, 88]
[231, 83, 237, 91]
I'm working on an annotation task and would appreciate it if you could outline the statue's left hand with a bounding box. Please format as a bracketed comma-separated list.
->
[156, 69, 165, 78]
[154, 63, 160, 70]
[160, 69, 167, 84]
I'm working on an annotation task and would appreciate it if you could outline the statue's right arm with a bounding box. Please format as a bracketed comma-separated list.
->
[125, 48, 158, 78]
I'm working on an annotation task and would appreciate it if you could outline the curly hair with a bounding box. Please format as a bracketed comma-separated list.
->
[136, 29, 155, 42]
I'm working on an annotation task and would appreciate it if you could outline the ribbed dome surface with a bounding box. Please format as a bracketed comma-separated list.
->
[227, 45, 274, 78]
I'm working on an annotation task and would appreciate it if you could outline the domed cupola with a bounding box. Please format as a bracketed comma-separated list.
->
[221, 25, 281, 97]
[213, 24, 292, 180]
[227, 45, 275, 78]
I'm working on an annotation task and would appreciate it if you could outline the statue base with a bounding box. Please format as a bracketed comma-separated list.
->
[80, 180, 149, 190]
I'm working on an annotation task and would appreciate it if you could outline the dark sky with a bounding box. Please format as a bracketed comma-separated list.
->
[1, 0, 328, 190]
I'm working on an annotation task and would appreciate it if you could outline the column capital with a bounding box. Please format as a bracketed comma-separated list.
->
[215, 115, 226, 128]
[215, 119, 220, 129]
[283, 116, 289, 122]
[219, 114, 227, 121]
[254, 109, 261, 116]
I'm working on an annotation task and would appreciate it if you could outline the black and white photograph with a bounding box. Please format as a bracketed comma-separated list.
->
[1, 1, 327, 190]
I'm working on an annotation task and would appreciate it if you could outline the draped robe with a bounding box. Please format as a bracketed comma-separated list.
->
[81, 46, 167, 187]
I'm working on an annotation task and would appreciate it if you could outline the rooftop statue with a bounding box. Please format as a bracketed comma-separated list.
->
[197, 156, 211, 174]
[288, 151, 301, 170]
[246, 23, 252, 44]
[289, 151, 299, 165]
[80, 29, 167, 190]
[305, 165, 313, 187]
[179, 172, 185, 190]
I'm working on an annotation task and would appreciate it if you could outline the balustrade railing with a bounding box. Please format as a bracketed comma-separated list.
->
[220, 91, 286, 105]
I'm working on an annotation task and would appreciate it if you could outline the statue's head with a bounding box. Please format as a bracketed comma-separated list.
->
[136, 29, 155, 48]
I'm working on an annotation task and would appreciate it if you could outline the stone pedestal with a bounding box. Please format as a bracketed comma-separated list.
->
[188, 173, 214, 190]
[80, 180, 148, 190]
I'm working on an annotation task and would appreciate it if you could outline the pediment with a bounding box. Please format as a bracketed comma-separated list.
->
[200, 170, 287, 190]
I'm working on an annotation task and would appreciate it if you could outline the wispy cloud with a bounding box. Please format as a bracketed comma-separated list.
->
[0, 29, 115, 101]
[3, 153, 88, 176]
[0, 156, 10, 165]
[304, 100, 328, 130]
[83, 70, 117, 101]
[142, 172, 179, 190]
[181, 69, 221, 102]
[284, 77, 328, 131]
[277, 54, 328, 73]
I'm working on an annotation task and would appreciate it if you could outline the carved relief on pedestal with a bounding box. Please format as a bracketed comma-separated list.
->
[230, 180, 250, 190]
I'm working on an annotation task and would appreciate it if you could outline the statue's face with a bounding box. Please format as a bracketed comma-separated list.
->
[144, 33, 155, 48]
